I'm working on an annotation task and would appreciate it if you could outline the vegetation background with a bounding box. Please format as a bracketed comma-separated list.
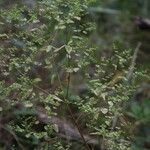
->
[0, 0, 150, 150]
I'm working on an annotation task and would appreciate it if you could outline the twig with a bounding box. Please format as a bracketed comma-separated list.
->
[51, 52, 91, 150]
[126, 42, 142, 82]
[53, 45, 66, 53]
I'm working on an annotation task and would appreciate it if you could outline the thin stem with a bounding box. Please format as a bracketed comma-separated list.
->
[126, 42, 142, 82]
[57, 73, 91, 150]
[51, 51, 91, 150]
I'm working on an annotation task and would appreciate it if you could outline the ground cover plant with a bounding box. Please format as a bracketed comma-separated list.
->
[0, 0, 150, 150]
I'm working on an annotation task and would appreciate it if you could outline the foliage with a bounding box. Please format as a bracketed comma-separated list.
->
[0, 0, 150, 150]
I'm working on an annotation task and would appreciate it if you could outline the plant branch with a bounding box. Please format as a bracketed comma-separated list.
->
[111, 42, 142, 130]
[53, 54, 91, 150]
[126, 42, 142, 82]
